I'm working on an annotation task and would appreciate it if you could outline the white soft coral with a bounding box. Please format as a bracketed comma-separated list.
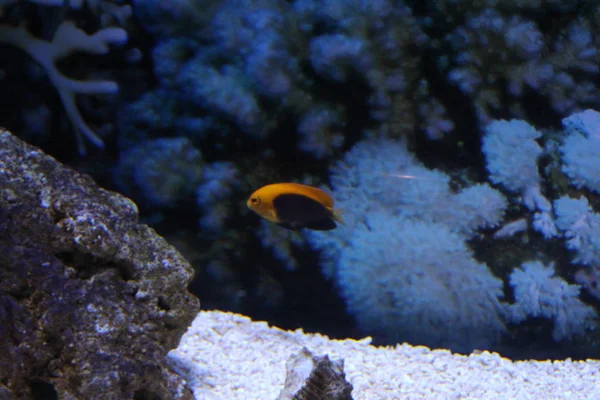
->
[0, 20, 127, 153]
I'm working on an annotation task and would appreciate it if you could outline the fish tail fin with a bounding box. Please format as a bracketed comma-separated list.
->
[331, 208, 345, 225]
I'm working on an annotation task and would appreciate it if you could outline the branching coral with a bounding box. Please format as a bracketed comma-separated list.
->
[0, 1, 129, 153]
[304, 138, 509, 351]
[0, 22, 127, 153]
[113, 137, 204, 207]
[508, 260, 597, 341]
[434, 4, 600, 122]
[295, 0, 454, 140]
[125, 0, 458, 161]
[126, 0, 600, 162]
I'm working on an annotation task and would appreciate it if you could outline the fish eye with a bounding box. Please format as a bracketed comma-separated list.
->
[250, 197, 260, 205]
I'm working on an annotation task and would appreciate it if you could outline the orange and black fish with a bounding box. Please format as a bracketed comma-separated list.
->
[247, 183, 343, 231]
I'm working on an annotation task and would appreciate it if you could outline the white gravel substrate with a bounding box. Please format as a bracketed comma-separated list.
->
[167, 310, 600, 400]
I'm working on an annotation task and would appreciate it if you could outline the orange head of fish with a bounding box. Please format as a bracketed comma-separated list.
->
[247, 189, 279, 223]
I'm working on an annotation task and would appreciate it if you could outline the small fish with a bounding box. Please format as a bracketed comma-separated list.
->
[247, 183, 343, 231]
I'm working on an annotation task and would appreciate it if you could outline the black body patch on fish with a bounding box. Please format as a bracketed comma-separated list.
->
[272, 193, 337, 231]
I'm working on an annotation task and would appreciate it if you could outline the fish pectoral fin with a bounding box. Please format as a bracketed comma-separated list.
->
[268, 209, 280, 222]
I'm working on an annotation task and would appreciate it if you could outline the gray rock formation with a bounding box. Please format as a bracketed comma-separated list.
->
[0, 129, 200, 400]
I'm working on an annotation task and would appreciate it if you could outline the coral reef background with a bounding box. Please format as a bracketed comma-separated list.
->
[2, 0, 600, 361]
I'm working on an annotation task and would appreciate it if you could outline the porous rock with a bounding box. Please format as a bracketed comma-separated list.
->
[0, 129, 200, 400]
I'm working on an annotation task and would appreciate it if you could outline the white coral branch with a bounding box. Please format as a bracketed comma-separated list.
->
[0, 21, 127, 153]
